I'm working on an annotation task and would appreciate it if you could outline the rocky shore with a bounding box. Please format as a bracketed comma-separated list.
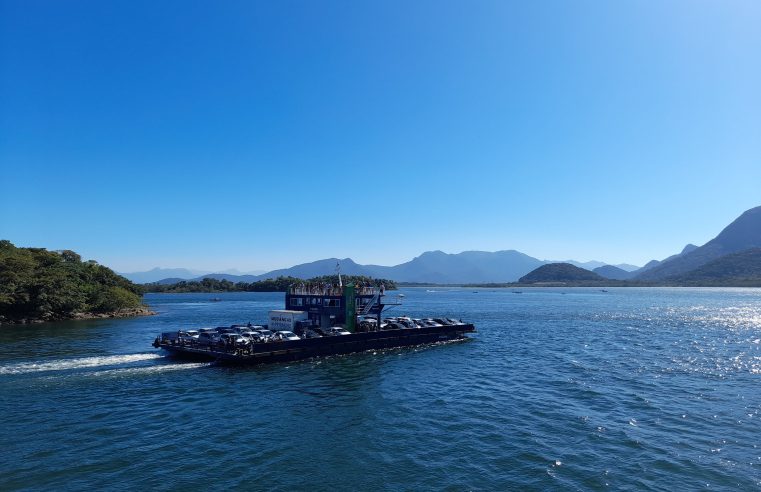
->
[0, 306, 156, 325]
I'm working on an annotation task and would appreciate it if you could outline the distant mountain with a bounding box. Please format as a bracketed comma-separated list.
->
[679, 243, 699, 256]
[121, 268, 208, 284]
[215, 268, 267, 276]
[153, 277, 186, 285]
[593, 265, 636, 280]
[171, 258, 374, 284]
[671, 248, 761, 285]
[560, 260, 607, 270]
[636, 206, 761, 280]
[125, 267, 268, 284]
[613, 263, 641, 272]
[189, 273, 264, 283]
[519, 263, 604, 284]
[373, 250, 546, 283]
[636, 244, 698, 274]
[255, 258, 376, 280]
[146, 249, 649, 285]
[638, 259, 662, 272]
[552, 260, 640, 272]
[178, 250, 548, 284]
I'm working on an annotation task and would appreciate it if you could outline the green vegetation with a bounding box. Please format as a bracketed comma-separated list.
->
[143, 275, 397, 293]
[669, 248, 761, 286]
[0, 240, 145, 323]
[518, 263, 605, 284]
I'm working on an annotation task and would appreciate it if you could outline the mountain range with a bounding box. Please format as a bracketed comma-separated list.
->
[634, 206, 761, 280]
[524, 206, 761, 285]
[122, 205, 761, 285]
[119, 267, 267, 284]
[123, 252, 640, 285]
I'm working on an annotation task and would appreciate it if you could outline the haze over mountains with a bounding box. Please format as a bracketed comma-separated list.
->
[119, 267, 267, 284]
[635, 206, 761, 280]
[530, 206, 761, 285]
[123, 252, 640, 285]
[122, 206, 761, 286]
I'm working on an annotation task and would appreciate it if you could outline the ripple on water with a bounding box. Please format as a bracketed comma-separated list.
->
[2, 288, 761, 490]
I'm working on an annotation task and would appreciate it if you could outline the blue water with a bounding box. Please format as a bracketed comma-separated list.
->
[2, 288, 761, 490]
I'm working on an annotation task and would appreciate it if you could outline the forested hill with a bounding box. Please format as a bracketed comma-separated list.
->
[669, 248, 761, 286]
[0, 240, 148, 324]
[518, 263, 605, 284]
[143, 275, 398, 293]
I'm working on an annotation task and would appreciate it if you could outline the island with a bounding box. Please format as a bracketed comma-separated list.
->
[142, 275, 398, 293]
[518, 263, 606, 285]
[0, 240, 154, 324]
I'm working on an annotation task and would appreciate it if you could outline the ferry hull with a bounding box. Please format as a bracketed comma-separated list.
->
[157, 324, 475, 365]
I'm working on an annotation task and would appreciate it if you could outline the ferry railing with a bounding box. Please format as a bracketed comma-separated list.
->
[380, 294, 404, 306]
[360, 291, 381, 315]
[289, 286, 378, 296]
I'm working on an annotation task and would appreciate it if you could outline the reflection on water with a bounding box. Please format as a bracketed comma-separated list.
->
[1, 288, 761, 490]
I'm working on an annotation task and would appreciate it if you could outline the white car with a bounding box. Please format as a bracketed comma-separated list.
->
[327, 327, 351, 336]
[239, 332, 264, 343]
[179, 330, 199, 342]
[254, 329, 274, 341]
[219, 333, 249, 346]
[271, 331, 301, 341]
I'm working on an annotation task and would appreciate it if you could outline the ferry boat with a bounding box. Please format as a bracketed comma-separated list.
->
[153, 280, 475, 364]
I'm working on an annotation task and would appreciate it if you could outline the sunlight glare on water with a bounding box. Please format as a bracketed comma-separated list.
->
[1, 288, 760, 490]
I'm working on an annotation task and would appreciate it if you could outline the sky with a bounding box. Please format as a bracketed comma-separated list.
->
[1, 1, 760, 272]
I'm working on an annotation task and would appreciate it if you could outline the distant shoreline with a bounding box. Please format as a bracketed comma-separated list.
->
[0, 306, 156, 326]
[400, 281, 761, 288]
[140, 283, 761, 293]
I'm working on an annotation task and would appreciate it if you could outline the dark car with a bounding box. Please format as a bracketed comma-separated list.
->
[198, 332, 220, 346]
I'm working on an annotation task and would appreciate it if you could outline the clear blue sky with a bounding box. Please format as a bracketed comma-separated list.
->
[1, 1, 760, 272]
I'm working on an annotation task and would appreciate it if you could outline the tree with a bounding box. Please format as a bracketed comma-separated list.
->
[0, 240, 146, 322]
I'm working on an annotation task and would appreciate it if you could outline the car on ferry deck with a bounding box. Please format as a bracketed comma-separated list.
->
[219, 333, 249, 347]
[271, 331, 301, 341]
[254, 329, 274, 341]
[357, 316, 378, 331]
[179, 330, 200, 342]
[239, 332, 262, 343]
[395, 318, 417, 329]
[327, 327, 351, 336]
[198, 331, 220, 346]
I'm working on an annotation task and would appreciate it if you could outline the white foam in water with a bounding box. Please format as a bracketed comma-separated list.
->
[0, 353, 162, 375]
[89, 362, 211, 377]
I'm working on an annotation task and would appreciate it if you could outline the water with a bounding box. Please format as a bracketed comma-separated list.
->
[2, 288, 760, 490]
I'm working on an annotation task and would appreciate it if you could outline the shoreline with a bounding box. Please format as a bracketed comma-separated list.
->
[0, 306, 157, 325]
